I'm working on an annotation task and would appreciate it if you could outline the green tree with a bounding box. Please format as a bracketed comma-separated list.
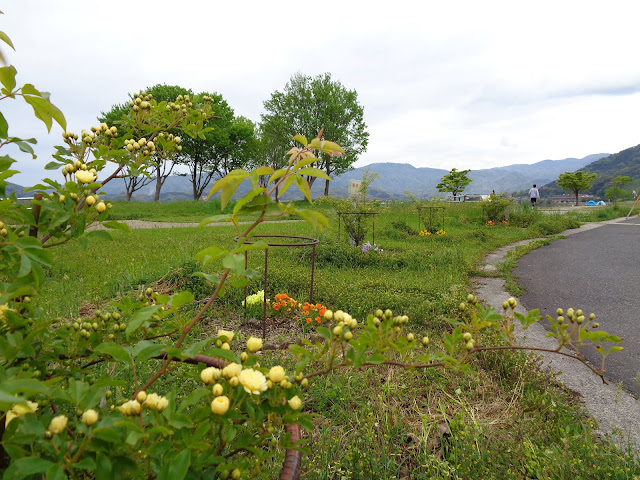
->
[436, 168, 471, 200]
[100, 84, 195, 201]
[557, 171, 597, 206]
[261, 72, 368, 196]
[606, 175, 631, 204]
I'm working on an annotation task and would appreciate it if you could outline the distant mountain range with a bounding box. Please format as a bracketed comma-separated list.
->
[542, 144, 640, 197]
[7, 151, 627, 201]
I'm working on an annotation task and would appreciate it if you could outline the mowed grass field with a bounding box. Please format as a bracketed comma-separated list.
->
[37, 199, 640, 479]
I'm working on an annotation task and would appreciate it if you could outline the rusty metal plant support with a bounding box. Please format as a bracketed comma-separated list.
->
[237, 234, 320, 339]
[176, 353, 301, 480]
[417, 206, 445, 233]
[336, 211, 378, 246]
[482, 204, 508, 223]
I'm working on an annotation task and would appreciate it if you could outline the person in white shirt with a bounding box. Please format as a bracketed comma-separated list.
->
[528, 184, 540, 206]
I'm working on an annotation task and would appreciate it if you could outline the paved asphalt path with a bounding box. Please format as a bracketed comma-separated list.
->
[514, 216, 640, 396]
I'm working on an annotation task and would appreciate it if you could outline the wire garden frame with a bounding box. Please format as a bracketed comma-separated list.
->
[417, 206, 445, 233]
[237, 234, 320, 339]
[336, 211, 378, 247]
[482, 203, 509, 223]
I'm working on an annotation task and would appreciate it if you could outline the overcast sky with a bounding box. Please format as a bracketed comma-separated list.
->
[5, 0, 640, 186]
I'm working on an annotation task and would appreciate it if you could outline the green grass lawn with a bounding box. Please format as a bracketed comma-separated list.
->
[37, 199, 640, 479]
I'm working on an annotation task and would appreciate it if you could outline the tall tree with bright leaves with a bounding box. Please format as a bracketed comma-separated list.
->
[261, 73, 368, 197]
[557, 170, 597, 206]
[436, 168, 471, 200]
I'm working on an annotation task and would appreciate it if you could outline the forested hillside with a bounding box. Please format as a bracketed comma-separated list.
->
[542, 145, 640, 197]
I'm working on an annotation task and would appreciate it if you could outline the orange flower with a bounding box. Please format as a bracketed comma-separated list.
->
[306, 318, 312, 323]
[315, 316, 321, 323]
[274, 304, 280, 311]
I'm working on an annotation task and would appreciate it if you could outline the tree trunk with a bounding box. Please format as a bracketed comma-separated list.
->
[126, 191, 132, 202]
[575, 192, 579, 206]
[324, 163, 331, 196]
[154, 166, 162, 202]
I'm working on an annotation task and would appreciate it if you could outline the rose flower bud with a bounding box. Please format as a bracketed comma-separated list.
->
[81, 409, 99, 426]
[49, 415, 68, 434]
[211, 396, 230, 415]
[288, 396, 302, 411]
[269, 366, 285, 383]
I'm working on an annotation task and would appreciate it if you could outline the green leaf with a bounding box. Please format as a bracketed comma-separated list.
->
[253, 165, 275, 176]
[168, 448, 191, 480]
[278, 174, 295, 197]
[365, 353, 387, 364]
[177, 388, 210, 413]
[220, 176, 245, 211]
[295, 167, 331, 181]
[0, 112, 7, 138]
[606, 346, 624, 355]
[126, 305, 160, 335]
[0, 65, 16, 94]
[193, 272, 219, 284]
[22, 92, 67, 132]
[3, 457, 52, 479]
[85, 230, 113, 242]
[94, 343, 132, 364]
[295, 176, 312, 202]
[0, 31, 15, 51]
[292, 134, 308, 146]
[194, 246, 228, 267]
[288, 344, 310, 358]
[292, 157, 317, 171]
[95, 454, 113, 480]
[268, 168, 287, 185]
[200, 347, 237, 364]
[169, 291, 194, 308]
[233, 186, 267, 214]
[45, 464, 65, 480]
[199, 214, 232, 227]
[295, 208, 329, 230]
[222, 253, 245, 275]
[101, 221, 132, 233]
[0, 378, 48, 395]
[133, 344, 165, 363]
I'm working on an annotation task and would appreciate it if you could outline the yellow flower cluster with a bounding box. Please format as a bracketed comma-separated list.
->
[201, 331, 304, 416]
[419, 229, 446, 236]
[117, 391, 169, 416]
[243, 290, 265, 307]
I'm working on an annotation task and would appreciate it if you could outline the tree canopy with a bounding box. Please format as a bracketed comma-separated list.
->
[261, 73, 368, 196]
[436, 168, 471, 198]
[557, 170, 597, 206]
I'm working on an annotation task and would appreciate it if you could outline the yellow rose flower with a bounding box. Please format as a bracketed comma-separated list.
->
[246, 337, 263, 353]
[217, 330, 234, 342]
[222, 362, 242, 379]
[238, 369, 268, 395]
[81, 409, 99, 426]
[144, 393, 169, 412]
[269, 366, 286, 383]
[200, 367, 221, 384]
[156, 396, 169, 412]
[75, 170, 96, 184]
[5, 401, 38, 426]
[117, 400, 142, 416]
[49, 414, 68, 434]
[288, 396, 302, 411]
[211, 396, 230, 415]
